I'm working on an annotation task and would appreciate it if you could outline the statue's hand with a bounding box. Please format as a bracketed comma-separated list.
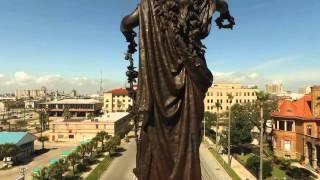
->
[123, 30, 137, 44]
[215, 11, 235, 29]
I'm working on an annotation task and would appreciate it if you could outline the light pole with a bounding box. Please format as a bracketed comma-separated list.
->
[227, 93, 233, 166]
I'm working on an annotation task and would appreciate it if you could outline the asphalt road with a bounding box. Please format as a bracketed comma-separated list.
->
[100, 141, 230, 180]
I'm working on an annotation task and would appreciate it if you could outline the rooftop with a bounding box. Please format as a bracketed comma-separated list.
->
[0, 132, 36, 145]
[272, 95, 316, 120]
[45, 98, 101, 104]
[105, 88, 128, 95]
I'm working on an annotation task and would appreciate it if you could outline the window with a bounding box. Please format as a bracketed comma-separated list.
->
[69, 130, 72, 133]
[307, 125, 312, 136]
[96, 124, 99, 129]
[279, 121, 285, 130]
[284, 140, 291, 151]
[58, 135, 64, 139]
[252, 92, 255, 96]
[287, 121, 294, 132]
[207, 99, 210, 103]
[69, 135, 74, 139]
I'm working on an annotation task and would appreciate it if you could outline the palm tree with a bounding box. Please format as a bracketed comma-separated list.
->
[215, 101, 222, 150]
[32, 167, 49, 180]
[48, 162, 64, 180]
[85, 142, 94, 160]
[227, 93, 234, 166]
[77, 144, 87, 164]
[67, 152, 80, 176]
[38, 136, 49, 151]
[106, 136, 121, 156]
[256, 91, 269, 180]
[87, 113, 94, 121]
[96, 131, 109, 152]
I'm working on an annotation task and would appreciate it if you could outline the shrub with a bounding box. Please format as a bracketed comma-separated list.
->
[246, 155, 272, 178]
[286, 166, 315, 179]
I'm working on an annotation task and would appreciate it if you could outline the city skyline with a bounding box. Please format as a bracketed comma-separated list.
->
[0, 0, 319, 93]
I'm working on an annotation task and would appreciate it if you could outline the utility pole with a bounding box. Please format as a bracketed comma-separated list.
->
[227, 93, 233, 167]
[203, 117, 206, 142]
[215, 102, 221, 150]
[259, 101, 264, 180]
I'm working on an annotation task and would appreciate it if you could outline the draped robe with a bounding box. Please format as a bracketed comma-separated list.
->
[134, 0, 215, 179]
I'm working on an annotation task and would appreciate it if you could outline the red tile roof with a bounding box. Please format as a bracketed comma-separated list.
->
[272, 95, 314, 120]
[106, 88, 128, 95]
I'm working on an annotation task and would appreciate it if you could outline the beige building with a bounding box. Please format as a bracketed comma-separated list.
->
[104, 88, 132, 113]
[204, 83, 258, 113]
[266, 83, 283, 94]
[48, 112, 131, 143]
[38, 99, 102, 117]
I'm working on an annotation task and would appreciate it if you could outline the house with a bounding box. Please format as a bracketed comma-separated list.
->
[0, 132, 37, 161]
[271, 86, 320, 169]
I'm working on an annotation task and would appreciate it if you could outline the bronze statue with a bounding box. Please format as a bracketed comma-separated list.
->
[121, 0, 234, 179]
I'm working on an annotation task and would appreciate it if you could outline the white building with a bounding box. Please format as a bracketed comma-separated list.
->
[24, 100, 40, 109]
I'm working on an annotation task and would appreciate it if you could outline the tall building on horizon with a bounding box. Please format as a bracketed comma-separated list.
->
[266, 83, 283, 94]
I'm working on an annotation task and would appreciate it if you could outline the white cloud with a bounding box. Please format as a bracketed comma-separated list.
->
[0, 72, 122, 94]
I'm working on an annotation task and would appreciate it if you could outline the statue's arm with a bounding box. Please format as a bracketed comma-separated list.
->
[215, 0, 229, 14]
[121, 7, 139, 43]
[214, 0, 235, 29]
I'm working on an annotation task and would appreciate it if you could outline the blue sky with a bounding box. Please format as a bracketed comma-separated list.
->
[0, 0, 319, 94]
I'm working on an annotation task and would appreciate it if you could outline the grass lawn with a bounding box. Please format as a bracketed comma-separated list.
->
[85, 156, 113, 180]
[237, 153, 288, 180]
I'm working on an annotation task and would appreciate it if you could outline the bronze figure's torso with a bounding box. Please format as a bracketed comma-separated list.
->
[120, 0, 234, 179]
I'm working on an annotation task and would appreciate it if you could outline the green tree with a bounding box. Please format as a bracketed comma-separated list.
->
[67, 152, 80, 175]
[48, 162, 64, 180]
[63, 106, 71, 121]
[96, 131, 110, 152]
[77, 144, 87, 164]
[246, 155, 272, 178]
[203, 112, 217, 131]
[38, 136, 49, 151]
[87, 113, 94, 121]
[32, 167, 49, 180]
[105, 136, 121, 156]
[220, 104, 254, 151]
[0, 144, 20, 161]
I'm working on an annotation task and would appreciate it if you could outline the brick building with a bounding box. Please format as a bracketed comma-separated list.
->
[272, 86, 320, 169]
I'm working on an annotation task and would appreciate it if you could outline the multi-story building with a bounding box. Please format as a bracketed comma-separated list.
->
[204, 83, 258, 113]
[15, 87, 47, 99]
[266, 83, 283, 94]
[103, 88, 132, 113]
[48, 112, 132, 143]
[272, 86, 320, 169]
[39, 99, 102, 117]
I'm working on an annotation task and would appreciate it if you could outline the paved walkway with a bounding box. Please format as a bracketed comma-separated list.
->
[99, 139, 136, 180]
[204, 137, 256, 180]
[200, 144, 231, 180]
[0, 144, 73, 180]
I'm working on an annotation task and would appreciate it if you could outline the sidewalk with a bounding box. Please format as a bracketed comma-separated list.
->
[221, 154, 256, 180]
[204, 137, 256, 180]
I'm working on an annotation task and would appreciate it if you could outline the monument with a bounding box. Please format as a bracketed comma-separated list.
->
[121, 0, 235, 179]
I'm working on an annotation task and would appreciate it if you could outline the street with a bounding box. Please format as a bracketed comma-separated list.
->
[0, 143, 73, 180]
[100, 141, 231, 180]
